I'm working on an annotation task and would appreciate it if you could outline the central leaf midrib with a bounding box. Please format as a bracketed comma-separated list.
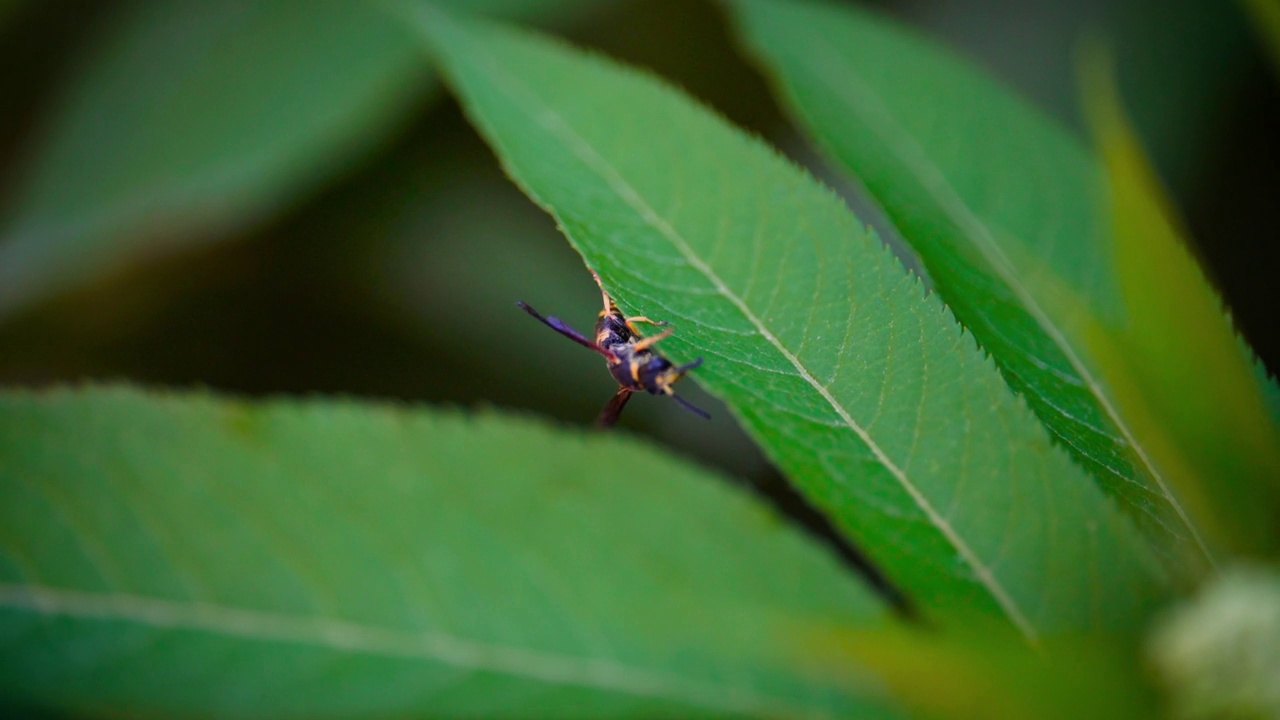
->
[789, 31, 1213, 569]
[446, 18, 1037, 642]
[0, 582, 815, 717]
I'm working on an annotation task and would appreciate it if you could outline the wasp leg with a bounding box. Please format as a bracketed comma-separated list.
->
[631, 329, 673, 352]
[517, 301, 619, 363]
[595, 387, 634, 429]
[624, 315, 669, 334]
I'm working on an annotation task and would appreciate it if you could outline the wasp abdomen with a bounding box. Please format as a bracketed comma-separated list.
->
[638, 355, 676, 394]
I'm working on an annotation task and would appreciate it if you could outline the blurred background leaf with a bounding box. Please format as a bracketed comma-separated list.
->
[0, 386, 895, 719]
[0, 0, 603, 324]
[1240, 0, 1280, 77]
[856, 0, 1278, 374]
[807, 625, 1160, 720]
[1078, 50, 1280, 558]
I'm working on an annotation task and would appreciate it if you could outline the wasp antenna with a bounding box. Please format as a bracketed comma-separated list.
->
[671, 393, 711, 420]
[517, 301, 619, 363]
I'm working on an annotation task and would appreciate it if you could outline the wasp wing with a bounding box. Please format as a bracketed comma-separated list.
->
[594, 387, 634, 429]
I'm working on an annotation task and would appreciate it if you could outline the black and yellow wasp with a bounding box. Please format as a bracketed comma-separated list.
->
[517, 270, 708, 428]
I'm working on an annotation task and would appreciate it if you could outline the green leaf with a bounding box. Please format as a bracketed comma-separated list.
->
[725, 0, 1270, 571]
[1078, 52, 1280, 556]
[404, 3, 1169, 641]
[0, 385, 893, 719]
[0, 0, 597, 324]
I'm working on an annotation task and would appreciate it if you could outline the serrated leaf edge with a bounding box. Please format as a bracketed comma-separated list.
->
[730, 11, 1213, 569]
[414, 3, 1041, 643]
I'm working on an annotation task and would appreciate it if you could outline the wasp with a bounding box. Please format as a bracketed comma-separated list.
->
[517, 269, 709, 428]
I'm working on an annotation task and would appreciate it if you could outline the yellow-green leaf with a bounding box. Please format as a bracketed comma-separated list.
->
[1080, 52, 1280, 556]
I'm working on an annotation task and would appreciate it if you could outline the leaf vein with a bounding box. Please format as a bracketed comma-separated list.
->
[463, 32, 1040, 640]
[0, 583, 814, 717]
[796, 33, 1213, 568]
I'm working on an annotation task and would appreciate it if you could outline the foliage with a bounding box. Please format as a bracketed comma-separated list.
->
[729, 0, 1280, 571]
[0, 386, 891, 718]
[405, 1, 1167, 640]
[0, 0, 1275, 717]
